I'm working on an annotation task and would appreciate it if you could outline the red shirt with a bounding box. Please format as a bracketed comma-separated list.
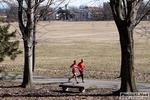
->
[78, 62, 85, 71]
[70, 63, 78, 73]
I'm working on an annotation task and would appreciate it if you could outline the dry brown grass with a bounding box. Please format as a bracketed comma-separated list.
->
[1, 21, 150, 83]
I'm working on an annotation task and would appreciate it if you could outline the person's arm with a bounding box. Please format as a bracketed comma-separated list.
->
[84, 64, 86, 68]
[77, 63, 80, 69]
[70, 64, 73, 68]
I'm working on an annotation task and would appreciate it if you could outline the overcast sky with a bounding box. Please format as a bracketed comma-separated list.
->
[0, 0, 108, 9]
[66, 0, 109, 7]
[64, 0, 149, 7]
[0, 0, 149, 9]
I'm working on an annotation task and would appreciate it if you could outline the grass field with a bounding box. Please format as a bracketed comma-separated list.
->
[1, 21, 150, 83]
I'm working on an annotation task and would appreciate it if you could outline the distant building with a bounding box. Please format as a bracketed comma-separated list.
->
[0, 13, 7, 22]
[37, 5, 106, 21]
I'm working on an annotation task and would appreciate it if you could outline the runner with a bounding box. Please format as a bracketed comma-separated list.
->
[77, 59, 86, 83]
[68, 60, 79, 84]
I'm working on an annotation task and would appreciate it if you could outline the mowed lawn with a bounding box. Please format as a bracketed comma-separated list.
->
[1, 21, 150, 82]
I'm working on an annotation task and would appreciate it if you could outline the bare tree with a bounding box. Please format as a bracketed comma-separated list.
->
[19, 0, 67, 88]
[103, 2, 113, 20]
[2, 0, 66, 88]
[6, 5, 18, 22]
[110, 0, 150, 93]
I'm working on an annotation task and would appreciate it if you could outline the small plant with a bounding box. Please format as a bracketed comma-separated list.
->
[0, 24, 22, 62]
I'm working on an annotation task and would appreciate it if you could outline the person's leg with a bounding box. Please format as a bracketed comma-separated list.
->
[68, 73, 75, 82]
[68, 77, 71, 82]
[80, 71, 85, 83]
[77, 70, 82, 77]
[74, 73, 79, 84]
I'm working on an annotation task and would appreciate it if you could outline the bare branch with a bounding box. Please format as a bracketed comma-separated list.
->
[37, 0, 66, 22]
[37, 0, 54, 21]
[135, 1, 150, 27]
[9, 23, 23, 39]
[123, 0, 127, 18]
[110, 0, 126, 21]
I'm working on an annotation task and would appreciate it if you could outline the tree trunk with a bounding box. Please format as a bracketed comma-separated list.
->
[32, 28, 36, 72]
[21, 39, 33, 88]
[18, 0, 35, 88]
[113, 20, 137, 92]
[20, 40, 29, 88]
[118, 24, 137, 92]
[109, 0, 141, 93]
[32, 22, 37, 72]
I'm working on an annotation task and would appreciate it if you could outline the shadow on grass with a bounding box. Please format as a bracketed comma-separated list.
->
[1, 92, 119, 98]
[52, 90, 120, 96]
[0, 85, 21, 88]
[41, 82, 69, 85]
[1, 85, 120, 98]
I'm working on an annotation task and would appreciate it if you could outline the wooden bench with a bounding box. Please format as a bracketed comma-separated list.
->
[59, 83, 86, 92]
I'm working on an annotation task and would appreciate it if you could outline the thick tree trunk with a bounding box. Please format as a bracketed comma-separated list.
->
[113, 20, 137, 92]
[109, 0, 140, 93]
[20, 0, 35, 88]
[21, 40, 33, 88]
[119, 25, 137, 92]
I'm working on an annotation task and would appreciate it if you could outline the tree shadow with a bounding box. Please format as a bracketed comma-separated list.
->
[0, 79, 120, 98]
[1, 91, 119, 98]
[40, 82, 68, 85]
[0, 85, 21, 88]
[52, 89, 120, 96]
[1, 84, 120, 98]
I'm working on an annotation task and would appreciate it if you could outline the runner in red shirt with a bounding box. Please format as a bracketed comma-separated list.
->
[68, 60, 79, 84]
[77, 59, 86, 83]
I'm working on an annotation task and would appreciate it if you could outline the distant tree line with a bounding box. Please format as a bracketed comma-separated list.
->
[0, 1, 150, 22]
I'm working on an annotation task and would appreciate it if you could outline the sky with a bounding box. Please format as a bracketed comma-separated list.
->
[62, 0, 109, 7]
[0, 0, 149, 9]
[62, 0, 149, 7]
[0, 0, 109, 9]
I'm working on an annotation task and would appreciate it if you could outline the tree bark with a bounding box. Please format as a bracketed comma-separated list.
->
[119, 23, 137, 92]
[21, 40, 33, 88]
[20, 31, 34, 88]
[18, 0, 34, 88]
[109, 0, 140, 92]
[17, 0, 64, 88]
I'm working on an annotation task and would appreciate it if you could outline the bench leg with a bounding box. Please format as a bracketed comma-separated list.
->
[79, 87, 85, 92]
[62, 87, 68, 91]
